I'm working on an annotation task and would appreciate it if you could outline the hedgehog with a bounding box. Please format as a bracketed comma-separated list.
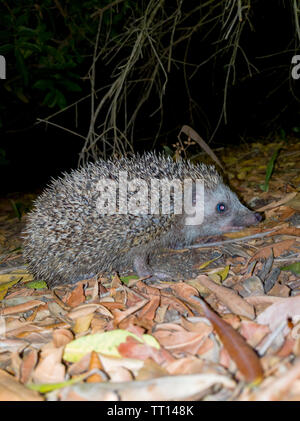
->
[22, 153, 261, 288]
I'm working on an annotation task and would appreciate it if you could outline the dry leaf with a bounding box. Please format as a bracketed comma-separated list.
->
[56, 373, 235, 401]
[32, 347, 65, 384]
[52, 329, 73, 348]
[65, 283, 85, 307]
[20, 349, 38, 384]
[86, 351, 104, 383]
[190, 275, 255, 320]
[256, 192, 297, 212]
[249, 239, 296, 262]
[0, 369, 43, 401]
[188, 296, 263, 384]
[154, 325, 211, 354]
[256, 295, 300, 332]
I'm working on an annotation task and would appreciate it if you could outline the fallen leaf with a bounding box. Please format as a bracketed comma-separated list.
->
[73, 313, 94, 334]
[20, 349, 38, 384]
[63, 330, 160, 362]
[188, 296, 264, 384]
[52, 329, 73, 348]
[0, 369, 43, 401]
[55, 373, 235, 401]
[154, 325, 211, 354]
[86, 351, 105, 383]
[241, 359, 300, 401]
[256, 192, 297, 211]
[0, 300, 46, 316]
[249, 239, 296, 262]
[32, 347, 65, 384]
[256, 295, 300, 332]
[189, 275, 255, 320]
[65, 283, 85, 307]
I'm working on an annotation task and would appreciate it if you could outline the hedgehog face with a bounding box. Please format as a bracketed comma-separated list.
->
[184, 183, 261, 240]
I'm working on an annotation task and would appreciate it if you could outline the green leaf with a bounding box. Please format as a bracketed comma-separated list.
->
[55, 90, 67, 109]
[57, 79, 82, 92]
[26, 280, 48, 289]
[0, 44, 13, 54]
[63, 330, 160, 363]
[281, 262, 300, 275]
[120, 275, 140, 284]
[260, 146, 281, 192]
[27, 373, 86, 394]
[17, 26, 38, 38]
[162, 146, 174, 157]
[33, 79, 54, 91]
[15, 47, 29, 86]
[279, 128, 286, 140]
[10, 200, 22, 220]
[20, 41, 41, 54]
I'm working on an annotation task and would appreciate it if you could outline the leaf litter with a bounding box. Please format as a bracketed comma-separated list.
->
[0, 138, 300, 400]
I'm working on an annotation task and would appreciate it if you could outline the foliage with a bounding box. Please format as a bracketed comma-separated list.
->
[1, 1, 300, 163]
[260, 145, 281, 192]
[0, 0, 134, 109]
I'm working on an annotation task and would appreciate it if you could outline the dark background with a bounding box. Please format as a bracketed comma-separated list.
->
[0, 0, 300, 194]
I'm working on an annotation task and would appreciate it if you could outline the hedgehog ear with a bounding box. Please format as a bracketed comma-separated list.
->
[183, 180, 205, 226]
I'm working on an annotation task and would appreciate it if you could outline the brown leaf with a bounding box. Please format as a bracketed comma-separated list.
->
[109, 367, 133, 382]
[188, 296, 264, 384]
[20, 349, 38, 384]
[249, 239, 296, 262]
[136, 358, 169, 380]
[242, 359, 300, 401]
[65, 283, 85, 307]
[112, 299, 149, 325]
[0, 369, 43, 401]
[239, 321, 270, 348]
[256, 295, 300, 332]
[0, 300, 46, 316]
[190, 275, 255, 320]
[73, 313, 94, 334]
[268, 226, 300, 237]
[32, 347, 65, 384]
[166, 356, 205, 375]
[154, 324, 211, 354]
[52, 328, 73, 348]
[86, 351, 104, 383]
[256, 192, 297, 212]
[160, 291, 194, 316]
[118, 336, 172, 364]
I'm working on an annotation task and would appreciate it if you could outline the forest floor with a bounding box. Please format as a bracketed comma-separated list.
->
[0, 136, 300, 401]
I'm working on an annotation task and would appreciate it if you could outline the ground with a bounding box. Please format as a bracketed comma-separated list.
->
[0, 136, 300, 401]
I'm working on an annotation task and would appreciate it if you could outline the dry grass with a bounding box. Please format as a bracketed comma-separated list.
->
[37, 0, 300, 164]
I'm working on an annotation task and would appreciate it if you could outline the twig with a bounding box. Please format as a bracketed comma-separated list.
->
[188, 230, 275, 249]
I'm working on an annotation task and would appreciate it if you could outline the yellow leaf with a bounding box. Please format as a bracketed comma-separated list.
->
[0, 270, 33, 286]
[63, 330, 160, 363]
[208, 273, 221, 284]
[217, 265, 230, 281]
[0, 277, 22, 290]
[197, 254, 222, 269]
[73, 313, 94, 334]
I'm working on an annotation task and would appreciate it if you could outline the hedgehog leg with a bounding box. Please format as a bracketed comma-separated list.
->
[133, 255, 174, 282]
[152, 270, 175, 282]
[133, 255, 152, 278]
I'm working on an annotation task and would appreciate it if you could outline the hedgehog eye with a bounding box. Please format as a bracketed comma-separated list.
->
[216, 203, 226, 213]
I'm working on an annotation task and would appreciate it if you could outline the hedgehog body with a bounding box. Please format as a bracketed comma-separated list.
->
[23, 153, 260, 287]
